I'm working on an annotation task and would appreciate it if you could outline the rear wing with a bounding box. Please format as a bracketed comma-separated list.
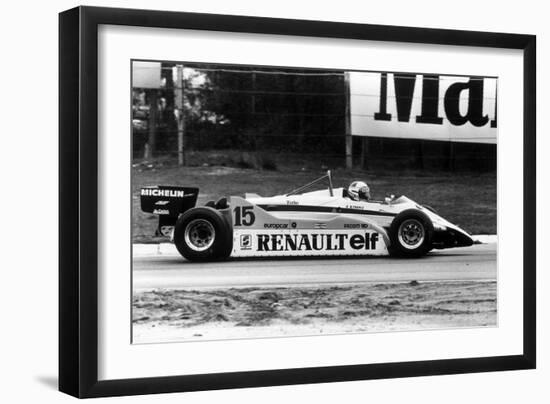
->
[140, 186, 199, 217]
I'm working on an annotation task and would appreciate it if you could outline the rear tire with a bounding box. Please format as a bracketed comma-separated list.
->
[173, 207, 232, 261]
[389, 209, 433, 258]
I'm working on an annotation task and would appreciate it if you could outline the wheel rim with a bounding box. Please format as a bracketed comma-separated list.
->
[397, 219, 425, 249]
[184, 219, 216, 251]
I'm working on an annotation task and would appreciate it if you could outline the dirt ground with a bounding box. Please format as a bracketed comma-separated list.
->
[132, 280, 496, 343]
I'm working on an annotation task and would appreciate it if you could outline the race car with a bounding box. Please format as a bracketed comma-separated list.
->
[140, 171, 474, 261]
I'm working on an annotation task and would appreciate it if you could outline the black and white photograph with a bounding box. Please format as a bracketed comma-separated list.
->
[131, 60, 497, 344]
[1, 0, 544, 401]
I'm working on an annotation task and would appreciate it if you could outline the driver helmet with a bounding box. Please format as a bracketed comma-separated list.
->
[348, 181, 371, 201]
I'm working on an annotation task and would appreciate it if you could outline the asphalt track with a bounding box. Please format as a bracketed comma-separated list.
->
[133, 243, 496, 291]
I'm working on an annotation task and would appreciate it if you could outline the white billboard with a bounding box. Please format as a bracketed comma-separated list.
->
[132, 61, 161, 89]
[349, 72, 497, 144]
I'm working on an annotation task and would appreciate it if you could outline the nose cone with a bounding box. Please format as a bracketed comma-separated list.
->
[432, 226, 475, 249]
[455, 230, 474, 247]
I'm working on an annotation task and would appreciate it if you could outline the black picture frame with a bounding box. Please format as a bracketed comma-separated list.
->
[59, 6, 536, 398]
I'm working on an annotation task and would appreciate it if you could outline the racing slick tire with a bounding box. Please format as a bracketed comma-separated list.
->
[173, 207, 232, 261]
[389, 209, 434, 258]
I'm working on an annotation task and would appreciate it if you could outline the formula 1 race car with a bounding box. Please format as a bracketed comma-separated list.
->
[140, 171, 474, 261]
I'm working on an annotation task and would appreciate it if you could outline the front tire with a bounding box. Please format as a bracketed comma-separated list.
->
[389, 209, 433, 258]
[173, 207, 232, 261]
